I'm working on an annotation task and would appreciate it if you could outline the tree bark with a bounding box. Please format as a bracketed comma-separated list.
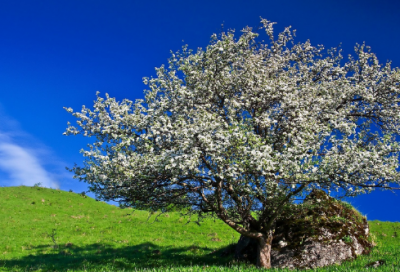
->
[256, 231, 274, 268]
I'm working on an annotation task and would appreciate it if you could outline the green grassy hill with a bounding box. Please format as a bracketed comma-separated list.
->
[0, 186, 399, 271]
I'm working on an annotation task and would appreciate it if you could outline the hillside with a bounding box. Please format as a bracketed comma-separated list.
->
[0, 186, 240, 271]
[0, 186, 399, 271]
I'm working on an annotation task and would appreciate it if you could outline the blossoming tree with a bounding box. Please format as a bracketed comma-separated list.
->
[64, 19, 400, 268]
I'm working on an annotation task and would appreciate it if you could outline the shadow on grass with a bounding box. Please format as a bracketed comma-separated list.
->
[0, 242, 240, 271]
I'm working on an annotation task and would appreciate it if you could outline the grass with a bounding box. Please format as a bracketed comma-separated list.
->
[0, 185, 399, 271]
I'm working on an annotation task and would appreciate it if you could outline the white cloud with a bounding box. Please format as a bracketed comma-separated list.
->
[0, 136, 60, 189]
[0, 104, 62, 189]
[0, 104, 113, 206]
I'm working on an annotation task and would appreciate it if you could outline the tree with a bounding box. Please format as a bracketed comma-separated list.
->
[64, 19, 400, 268]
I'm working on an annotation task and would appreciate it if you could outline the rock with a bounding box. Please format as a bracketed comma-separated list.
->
[234, 189, 375, 269]
[364, 259, 386, 268]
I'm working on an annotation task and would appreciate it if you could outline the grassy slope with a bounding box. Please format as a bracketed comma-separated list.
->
[0, 186, 399, 272]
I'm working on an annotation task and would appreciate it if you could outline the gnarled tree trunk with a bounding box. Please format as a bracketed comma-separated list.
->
[234, 229, 275, 268]
[256, 231, 274, 268]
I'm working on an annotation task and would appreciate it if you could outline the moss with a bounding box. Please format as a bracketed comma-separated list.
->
[271, 189, 374, 256]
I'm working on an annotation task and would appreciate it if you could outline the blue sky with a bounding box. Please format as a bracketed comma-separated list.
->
[0, 0, 399, 221]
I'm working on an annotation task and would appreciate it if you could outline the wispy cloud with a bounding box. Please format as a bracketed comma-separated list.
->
[0, 106, 61, 189]
[0, 138, 60, 188]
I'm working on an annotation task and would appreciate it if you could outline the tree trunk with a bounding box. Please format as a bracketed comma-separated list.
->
[256, 231, 274, 268]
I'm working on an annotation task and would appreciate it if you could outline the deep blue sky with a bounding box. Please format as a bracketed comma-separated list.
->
[0, 0, 399, 221]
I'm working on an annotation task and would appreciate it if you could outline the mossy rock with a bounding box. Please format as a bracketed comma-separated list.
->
[273, 189, 372, 252]
[235, 189, 374, 269]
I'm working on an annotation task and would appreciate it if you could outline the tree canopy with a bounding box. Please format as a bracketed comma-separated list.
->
[64, 19, 400, 268]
